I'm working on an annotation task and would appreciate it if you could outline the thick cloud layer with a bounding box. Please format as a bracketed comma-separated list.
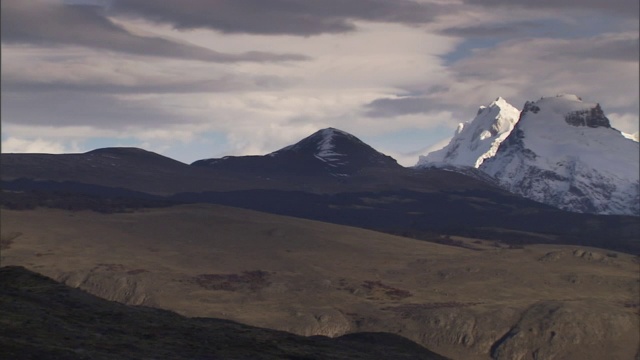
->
[462, 0, 639, 17]
[1, 1, 307, 62]
[1, 0, 638, 165]
[109, 0, 449, 35]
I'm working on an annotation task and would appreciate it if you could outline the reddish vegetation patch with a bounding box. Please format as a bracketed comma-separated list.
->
[35, 253, 54, 257]
[0, 232, 22, 250]
[0, 239, 13, 250]
[126, 269, 148, 275]
[622, 302, 640, 315]
[94, 263, 126, 272]
[194, 270, 271, 291]
[362, 280, 413, 300]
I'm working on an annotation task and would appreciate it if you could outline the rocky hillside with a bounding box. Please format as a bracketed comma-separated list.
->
[0, 265, 448, 360]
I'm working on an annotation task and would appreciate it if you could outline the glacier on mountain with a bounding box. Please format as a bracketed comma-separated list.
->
[416, 97, 520, 168]
[479, 94, 639, 216]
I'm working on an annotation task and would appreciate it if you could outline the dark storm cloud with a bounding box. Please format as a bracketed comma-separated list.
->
[462, 0, 639, 17]
[108, 0, 449, 36]
[0, 1, 308, 62]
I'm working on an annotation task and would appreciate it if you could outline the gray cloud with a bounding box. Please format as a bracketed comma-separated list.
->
[554, 35, 639, 62]
[364, 96, 450, 118]
[365, 32, 639, 119]
[0, 1, 308, 62]
[440, 22, 540, 38]
[462, 0, 639, 17]
[1, 90, 183, 128]
[1, 75, 292, 95]
[108, 0, 449, 36]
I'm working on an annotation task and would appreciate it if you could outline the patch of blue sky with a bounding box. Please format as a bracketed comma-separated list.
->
[442, 37, 503, 65]
[442, 15, 626, 65]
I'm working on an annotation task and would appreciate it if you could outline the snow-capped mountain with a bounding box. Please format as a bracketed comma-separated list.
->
[416, 97, 520, 168]
[192, 128, 400, 176]
[480, 94, 639, 216]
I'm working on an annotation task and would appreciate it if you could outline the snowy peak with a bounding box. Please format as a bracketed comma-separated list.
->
[417, 97, 520, 168]
[274, 128, 354, 164]
[480, 94, 639, 216]
[271, 127, 400, 173]
[310, 128, 354, 165]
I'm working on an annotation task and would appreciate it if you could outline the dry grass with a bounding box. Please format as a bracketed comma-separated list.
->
[1, 205, 638, 360]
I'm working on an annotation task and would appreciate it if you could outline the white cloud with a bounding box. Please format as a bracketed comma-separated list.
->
[1, 137, 80, 154]
[607, 113, 640, 135]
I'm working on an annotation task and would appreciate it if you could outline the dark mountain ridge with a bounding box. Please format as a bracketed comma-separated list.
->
[2, 127, 639, 253]
[192, 127, 401, 176]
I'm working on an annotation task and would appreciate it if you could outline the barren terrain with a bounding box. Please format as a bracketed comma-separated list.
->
[2, 205, 637, 359]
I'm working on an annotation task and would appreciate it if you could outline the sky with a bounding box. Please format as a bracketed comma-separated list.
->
[1, 0, 638, 166]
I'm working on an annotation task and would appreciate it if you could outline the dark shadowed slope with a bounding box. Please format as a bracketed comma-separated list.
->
[0, 266, 448, 360]
[192, 127, 401, 176]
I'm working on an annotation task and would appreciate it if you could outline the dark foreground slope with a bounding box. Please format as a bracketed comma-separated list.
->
[0, 266, 447, 360]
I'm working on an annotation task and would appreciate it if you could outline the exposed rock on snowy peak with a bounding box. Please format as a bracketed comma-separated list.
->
[563, 103, 610, 128]
[416, 97, 520, 168]
[192, 128, 400, 176]
[480, 94, 640, 216]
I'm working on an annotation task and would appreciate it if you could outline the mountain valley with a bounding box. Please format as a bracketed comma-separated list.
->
[1, 95, 639, 360]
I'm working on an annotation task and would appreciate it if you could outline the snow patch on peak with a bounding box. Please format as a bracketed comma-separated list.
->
[417, 97, 520, 168]
[554, 93, 582, 102]
[315, 128, 346, 163]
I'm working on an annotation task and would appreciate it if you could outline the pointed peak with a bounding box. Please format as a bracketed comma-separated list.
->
[313, 127, 354, 138]
[488, 96, 516, 109]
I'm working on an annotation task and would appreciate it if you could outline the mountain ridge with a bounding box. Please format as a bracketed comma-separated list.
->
[192, 127, 401, 176]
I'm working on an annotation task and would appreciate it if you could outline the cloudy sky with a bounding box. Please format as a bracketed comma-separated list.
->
[2, 0, 638, 166]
